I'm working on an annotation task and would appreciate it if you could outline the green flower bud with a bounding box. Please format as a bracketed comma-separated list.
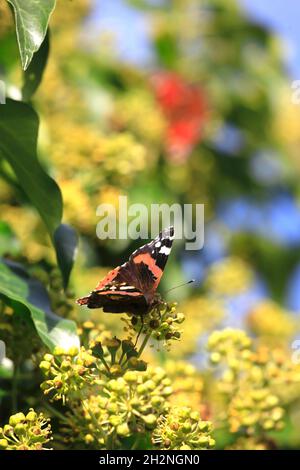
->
[208, 438, 216, 448]
[198, 435, 209, 447]
[162, 386, 172, 396]
[3, 425, 14, 436]
[134, 360, 147, 371]
[123, 371, 138, 383]
[110, 364, 123, 376]
[40, 361, 51, 372]
[127, 357, 139, 369]
[143, 414, 157, 427]
[151, 396, 164, 407]
[104, 337, 121, 351]
[61, 360, 71, 371]
[210, 352, 221, 364]
[14, 423, 27, 437]
[198, 421, 210, 432]
[109, 415, 122, 426]
[26, 410, 37, 422]
[0, 439, 8, 449]
[9, 413, 25, 427]
[84, 434, 94, 444]
[152, 368, 166, 384]
[180, 444, 191, 450]
[108, 378, 126, 392]
[107, 402, 118, 414]
[91, 342, 104, 359]
[136, 383, 147, 395]
[262, 419, 274, 430]
[122, 340, 135, 354]
[40, 381, 50, 391]
[44, 354, 53, 362]
[144, 380, 156, 391]
[117, 423, 130, 437]
[182, 422, 192, 433]
[265, 395, 279, 408]
[175, 313, 185, 324]
[272, 407, 284, 422]
[53, 346, 66, 356]
[68, 346, 79, 357]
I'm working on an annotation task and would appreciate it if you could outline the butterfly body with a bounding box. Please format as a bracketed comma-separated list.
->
[76, 226, 174, 315]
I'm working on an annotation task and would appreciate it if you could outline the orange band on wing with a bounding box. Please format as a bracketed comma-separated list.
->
[132, 253, 162, 279]
[95, 266, 120, 290]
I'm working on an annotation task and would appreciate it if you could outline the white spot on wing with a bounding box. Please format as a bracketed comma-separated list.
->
[159, 246, 171, 255]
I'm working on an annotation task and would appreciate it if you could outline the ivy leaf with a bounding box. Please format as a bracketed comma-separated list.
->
[0, 260, 80, 352]
[0, 98, 62, 234]
[0, 99, 78, 288]
[54, 224, 79, 289]
[22, 30, 50, 102]
[7, 0, 56, 70]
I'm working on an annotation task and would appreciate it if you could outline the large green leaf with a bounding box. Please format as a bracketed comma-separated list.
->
[7, 0, 56, 70]
[0, 260, 79, 352]
[0, 99, 78, 287]
[54, 224, 79, 289]
[0, 99, 62, 234]
[22, 31, 50, 102]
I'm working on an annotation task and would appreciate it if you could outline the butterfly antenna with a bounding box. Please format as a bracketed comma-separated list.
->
[165, 279, 196, 293]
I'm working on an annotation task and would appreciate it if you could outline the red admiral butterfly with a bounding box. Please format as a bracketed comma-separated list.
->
[76, 226, 174, 316]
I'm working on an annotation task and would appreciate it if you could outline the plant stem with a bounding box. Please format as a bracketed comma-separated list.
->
[121, 332, 151, 368]
[131, 437, 140, 450]
[11, 363, 19, 413]
[42, 402, 71, 425]
[106, 432, 116, 450]
[137, 333, 151, 358]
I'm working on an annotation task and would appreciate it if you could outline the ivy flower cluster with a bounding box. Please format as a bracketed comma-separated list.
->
[40, 346, 95, 404]
[125, 301, 185, 349]
[206, 257, 254, 296]
[164, 360, 204, 410]
[207, 328, 300, 436]
[247, 300, 297, 343]
[0, 410, 52, 450]
[152, 406, 215, 450]
[226, 437, 271, 450]
[90, 337, 147, 376]
[0, 297, 40, 363]
[39, 313, 215, 450]
[73, 367, 172, 448]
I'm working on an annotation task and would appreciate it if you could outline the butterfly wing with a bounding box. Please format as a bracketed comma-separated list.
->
[76, 226, 174, 313]
[126, 225, 174, 298]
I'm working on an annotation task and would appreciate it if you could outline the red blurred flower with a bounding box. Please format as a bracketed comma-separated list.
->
[151, 72, 208, 163]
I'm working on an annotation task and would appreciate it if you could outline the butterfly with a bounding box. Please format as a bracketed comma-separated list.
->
[76, 226, 174, 316]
